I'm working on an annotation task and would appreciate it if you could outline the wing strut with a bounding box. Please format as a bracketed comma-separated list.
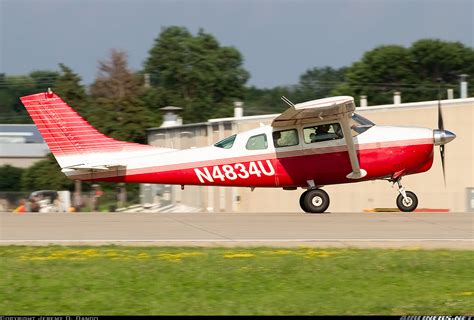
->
[341, 116, 367, 179]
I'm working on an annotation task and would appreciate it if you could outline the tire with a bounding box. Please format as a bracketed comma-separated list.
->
[396, 191, 418, 212]
[302, 189, 330, 214]
[299, 190, 309, 213]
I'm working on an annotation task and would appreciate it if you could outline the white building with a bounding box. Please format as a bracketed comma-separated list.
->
[0, 124, 50, 168]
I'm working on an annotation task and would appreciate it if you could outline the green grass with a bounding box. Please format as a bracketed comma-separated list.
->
[0, 246, 472, 315]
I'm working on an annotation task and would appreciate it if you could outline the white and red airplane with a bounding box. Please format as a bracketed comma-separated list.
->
[20, 90, 455, 213]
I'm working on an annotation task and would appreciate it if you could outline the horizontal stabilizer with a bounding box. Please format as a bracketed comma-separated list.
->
[61, 164, 126, 173]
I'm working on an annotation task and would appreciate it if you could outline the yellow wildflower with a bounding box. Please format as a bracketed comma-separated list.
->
[223, 253, 255, 259]
[157, 252, 204, 262]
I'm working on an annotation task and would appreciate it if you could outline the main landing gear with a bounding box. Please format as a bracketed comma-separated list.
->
[299, 188, 330, 214]
[298, 179, 419, 214]
[394, 179, 418, 212]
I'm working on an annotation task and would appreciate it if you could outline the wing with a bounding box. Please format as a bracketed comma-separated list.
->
[272, 96, 355, 127]
[273, 96, 367, 180]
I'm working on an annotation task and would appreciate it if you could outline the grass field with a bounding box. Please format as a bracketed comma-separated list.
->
[0, 246, 472, 315]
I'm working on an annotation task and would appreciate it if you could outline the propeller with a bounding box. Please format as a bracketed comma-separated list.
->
[438, 80, 446, 185]
[434, 78, 455, 185]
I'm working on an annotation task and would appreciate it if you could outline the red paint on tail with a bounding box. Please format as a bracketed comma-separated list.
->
[20, 92, 152, 156]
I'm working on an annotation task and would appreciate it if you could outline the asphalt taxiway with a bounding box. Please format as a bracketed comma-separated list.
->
[1, 211, 472, 249]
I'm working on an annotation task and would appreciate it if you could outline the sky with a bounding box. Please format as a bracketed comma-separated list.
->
[1, 0, 473, 88]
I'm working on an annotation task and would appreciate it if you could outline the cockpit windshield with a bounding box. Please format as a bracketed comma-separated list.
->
[214, 134, 236, 149]
[351, 113, 375, 135]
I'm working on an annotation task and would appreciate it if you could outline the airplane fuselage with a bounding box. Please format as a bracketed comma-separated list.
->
[67, 124, 434, 188]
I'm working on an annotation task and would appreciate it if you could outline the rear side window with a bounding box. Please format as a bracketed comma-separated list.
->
[214, 134, 236, 149]
[246, 134, 268, 150]
[273, 129, 299, 148]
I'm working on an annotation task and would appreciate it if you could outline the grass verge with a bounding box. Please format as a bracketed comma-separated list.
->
[0, 246, 472, 315]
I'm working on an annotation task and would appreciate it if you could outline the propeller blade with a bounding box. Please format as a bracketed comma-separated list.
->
[437, 78, 447, 186]
[438, 99, 444, 131]
[440, 144, 446, 186]
[437, 78, 444, 131]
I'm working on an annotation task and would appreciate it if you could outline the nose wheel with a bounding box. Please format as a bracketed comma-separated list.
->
[394, 180, 418, 212]
[396, 191, 418, 212]
[299, 189, 330, 213]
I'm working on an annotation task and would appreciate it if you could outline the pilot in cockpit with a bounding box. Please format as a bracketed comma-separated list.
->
[316, 124, 330, 136]
[312, 124, 331, 142]
[311, 124, 342, 142]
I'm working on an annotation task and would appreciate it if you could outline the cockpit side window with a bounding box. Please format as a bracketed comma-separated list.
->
[303, 123, 343, 144]
[273, 129, 299, 148]
[246, 134, 268, 150]
[214, 134, 236, 149]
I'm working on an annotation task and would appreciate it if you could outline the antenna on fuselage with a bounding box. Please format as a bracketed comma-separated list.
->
[281, 96, 296, 108]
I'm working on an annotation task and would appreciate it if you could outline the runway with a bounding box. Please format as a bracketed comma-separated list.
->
[1, 211, 472, 249]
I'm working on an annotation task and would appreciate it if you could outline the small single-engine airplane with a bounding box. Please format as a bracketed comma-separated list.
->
[20, 90, 456, 213]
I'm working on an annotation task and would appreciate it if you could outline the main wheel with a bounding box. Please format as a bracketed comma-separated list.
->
[396, 191, 418, 212]
[301, 189, 330, 214]
[299, 190, 309, 213]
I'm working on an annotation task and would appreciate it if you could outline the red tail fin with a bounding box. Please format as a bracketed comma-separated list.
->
[20, 91, 151, 158]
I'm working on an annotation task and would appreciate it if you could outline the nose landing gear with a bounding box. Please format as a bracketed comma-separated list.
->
[299, 188, 330, 213]
[394, 179, 418, 212]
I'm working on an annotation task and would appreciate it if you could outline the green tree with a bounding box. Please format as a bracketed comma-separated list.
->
[21, 154, 73, 192]
[341, 45, 416, 105]
[0, 70, 59, 124]
[295, 66, 348, 102]
[243, 86, 295, 116]
[90, 49, 157, 143]
[333, 39, 474, 105]
[0, 165, 25, 191]
[242, 67, 348, 116]
[29, 70, 59, 92]
[0, 75, 36, 124]
[410, 39, 474, 99]
[54, 63, 89, 116]
[143, 26, 250, 122]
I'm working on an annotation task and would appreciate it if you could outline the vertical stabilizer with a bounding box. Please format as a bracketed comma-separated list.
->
[20, 91, 153, 168]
